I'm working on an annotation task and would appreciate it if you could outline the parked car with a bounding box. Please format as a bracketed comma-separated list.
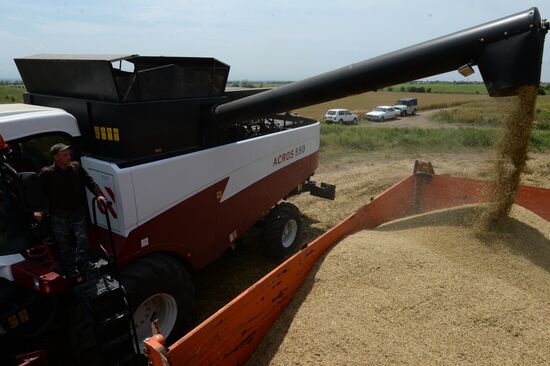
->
[325, 109, 358, 124]
[365, 106, 400, 121]
[393, 98, 417, 116]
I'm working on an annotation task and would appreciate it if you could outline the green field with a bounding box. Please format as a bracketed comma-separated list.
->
[387, 82, 489, 94]
[320, 124, 550, 157]
[0, 85, 25, 103]
[387, 82, 549, 95]
[432, 95, 550, 130]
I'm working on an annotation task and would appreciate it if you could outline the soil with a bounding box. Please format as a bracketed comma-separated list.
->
[249, 205, 550, 365]
[362, 109, 457, 129]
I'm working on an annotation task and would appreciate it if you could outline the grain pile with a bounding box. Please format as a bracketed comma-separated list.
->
[479, 86, 538, 229]
[249, 205, 550, 365]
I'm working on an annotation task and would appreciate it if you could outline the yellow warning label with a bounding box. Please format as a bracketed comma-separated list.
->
[94, 126, 100, 139]
[106, 127, 113, 141]
[216, 191, 222, 199]
[100, 127, 107, 140]
[113, 128, 120, 141]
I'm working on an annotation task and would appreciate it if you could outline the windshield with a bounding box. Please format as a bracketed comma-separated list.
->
[327, 111, 336, 115]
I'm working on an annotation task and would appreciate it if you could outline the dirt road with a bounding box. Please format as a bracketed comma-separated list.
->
[362, 109, 474, 129]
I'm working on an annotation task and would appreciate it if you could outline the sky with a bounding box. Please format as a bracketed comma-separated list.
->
[1, 1, 549, 82]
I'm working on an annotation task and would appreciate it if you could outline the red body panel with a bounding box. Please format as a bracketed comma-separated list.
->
[11, 261, 67, 295]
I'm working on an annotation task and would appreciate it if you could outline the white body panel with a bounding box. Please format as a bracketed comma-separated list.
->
[0, 104, 80, 140]
[82, 122, 320, 237]
[82, 159, 137, 236]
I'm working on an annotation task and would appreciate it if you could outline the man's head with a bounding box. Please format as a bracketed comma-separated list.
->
[50, 143, 72, 168]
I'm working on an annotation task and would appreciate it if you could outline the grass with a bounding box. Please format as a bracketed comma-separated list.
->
[0, 85, 25, 103]
[431, 95, 550, 130]
[320, 124, 550, 155]
[387, 82, 488, 94]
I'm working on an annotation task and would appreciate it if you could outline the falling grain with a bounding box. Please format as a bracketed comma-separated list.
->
[478, 86, 538, 229]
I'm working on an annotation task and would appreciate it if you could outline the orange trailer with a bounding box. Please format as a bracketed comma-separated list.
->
[143, 161, 550, 365]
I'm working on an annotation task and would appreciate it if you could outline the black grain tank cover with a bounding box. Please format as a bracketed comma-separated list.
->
[15, 54, 230, 102]
[15, 55, 230, 162]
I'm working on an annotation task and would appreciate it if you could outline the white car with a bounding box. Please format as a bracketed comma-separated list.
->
[325, 109, 358, 124]
[365, 106, 401, 122]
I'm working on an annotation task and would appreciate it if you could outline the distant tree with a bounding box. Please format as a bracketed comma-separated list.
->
[239, 79, 254, 88]
[427, 88, 431, 93]
[400, 86, 405, 92]
[537, 87, 546, 95]
[417, 87, 426, 93]
[387, 86, 394, 92]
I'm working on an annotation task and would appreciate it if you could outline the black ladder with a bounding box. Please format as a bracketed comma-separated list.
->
[73, 274, 141, 365]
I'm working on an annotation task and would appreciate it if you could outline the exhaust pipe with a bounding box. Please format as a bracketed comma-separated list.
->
[214, 8, 548, 125]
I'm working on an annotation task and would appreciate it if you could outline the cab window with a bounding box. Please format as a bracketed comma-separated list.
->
[0, 133, 73, 254]
[9, 133, 73, 173]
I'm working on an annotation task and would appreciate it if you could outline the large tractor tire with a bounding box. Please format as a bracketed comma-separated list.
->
[68, 300, 104, 366]
[119, 253, 195, 346]
[261, 202, 302, 259]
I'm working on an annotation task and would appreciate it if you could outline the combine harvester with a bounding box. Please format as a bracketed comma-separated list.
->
[142, 7, 550, 366]
[1, 7, 547, 366]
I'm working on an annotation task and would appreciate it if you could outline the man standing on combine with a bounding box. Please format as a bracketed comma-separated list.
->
[34, 143, 107, 274]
